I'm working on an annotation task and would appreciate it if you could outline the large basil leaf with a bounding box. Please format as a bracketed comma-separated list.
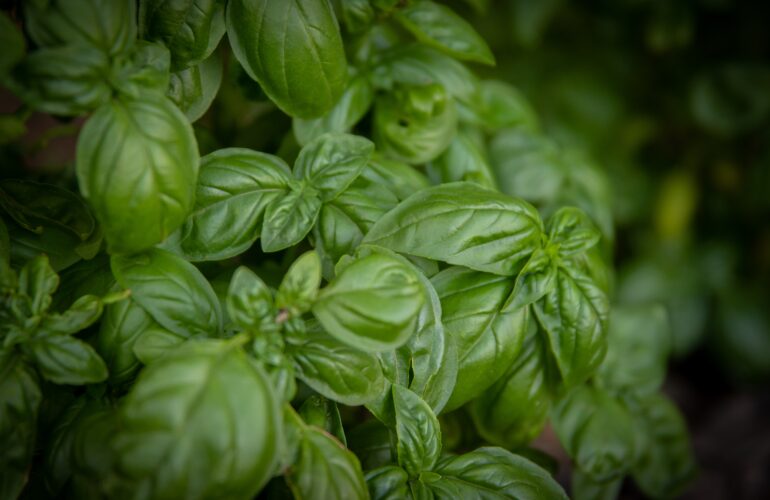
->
[432, 267, 528, 411]
[372, 44, 478, 103]
[260, 187, 323, 253]
[0, 355, 42, 500]
[284, 407, 368, 500]
[294, 133, 374, 201]
[551, 386, 638, 483]
[8, 45, 111, 116]
[312, 252, 424, 352]
[167, 50, 223, 122]
[631, 394, 697, 498]
[364, 182, 543, 276]
[95, 296, 156, 385]
[294, 72, 374, 146]
[392, 384, 442, 476]
[470, 329, 553, 448]
[24, 0, 137, 55]
[534, 264, 609, 387]
[366, 466, 410, 500]
[111, 248, 222, 337]
[170, 148, 291, 261]
[394, 1, 494, 65]
[286, 324, 385, 406]
[139, 0, 226, 70]
[427, 447, 568, 499]
[114, 339, 281, 498]
[373, 83, 458, 165]
[76, 94, 199, 254]
[226, 0, 347, 118]
[596, 305, 670, 399]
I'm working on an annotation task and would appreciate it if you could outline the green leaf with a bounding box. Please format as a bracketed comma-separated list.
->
[461, 80, 539, 132]
[260, 187, 322, 252]
[364, 155, 431, 201]
[24, 0, 137, 56]
[18, 254, 59, 315]
[27, 334, 108, 385]
[551, 386, 638, 483]
[226, 266, 274, 332]
[226, 0, 347, 118]
[427, 447, 568, 499]
[373, 83, 458, 165]
[470, 329, 553, 448]
[366, 466, 411, 500]
[0, 180, 95, 241]
[108, 40, 172, 97]
[364, 182, 543, 276]
[298, 394, 346, 446]
[294, 133, 374, 201]
[372, 44, 478, 103]
[340, 0, 375, 33]
[96, 297, 156, 384]
[534, 264, 608, 387]
[40, 294, 103, 335]
[392, 384, 442, 476]
[76, 94, 199, 254]
[166, 50, 223, 122]
[504, 247, 558, 312]
[432, 267, 528, 412]
[0, 12, 25, 80]
[139, 0, 226, 70]
[294, 72, 374, 146]
[114, 339, 281, 498]
[395, 1, 495, 65]
[8, 45, 111, 116]
[284, 411, 368, 500]
[276, 251, 322, 314]
[430, 128, 497, 188]
[111, 248, 222, 337]
[131, 327, 186, 365]
[547, 207, 602, 257]
[287, 324, 385, 406]
[312, 252, 424, 352]
[596, 305, 670, 399]
[572, 469, 622, 500]
[0, 354, 41, 500]
[171, 148, 292, 261]
[631, 395, 697, 498]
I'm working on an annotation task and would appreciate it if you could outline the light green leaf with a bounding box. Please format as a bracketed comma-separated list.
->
[432, 267, 527, 412]
[294, 133, 374, 201]
[226, 0, 347, 118]
[534, 264, 608, 387]
[131, 327, 186, 364]
[364, 182, 543, 276]
[276, 251, 322, 314]
[114, 339, 281, 498]
[294, 73, 374, 146]
[40, 294, 103, 335]
[462, 80, 539, 132]
[172, 148, 292, 261]
[313, 252, 424, 352]
[393, 384, 442, 476]
[260, 187, 322, 252]
[76, 94, 198, 254]
[430, 128, 496, 188]
[395, 1, 495, 65]
[226, 266, 274, 332]
[111, 248, 222, 337]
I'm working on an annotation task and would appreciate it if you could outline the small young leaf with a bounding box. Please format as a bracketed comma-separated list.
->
[260, 188, 322, 252]
[226, 267, 274, 332]
[18, 254, 59, 315]
[276, 251, 322, 314]
[294, 133, 374, 201]
[392, 384, 442, 476]
[28, 335, 108, 385]
[504, 247, 558, 312]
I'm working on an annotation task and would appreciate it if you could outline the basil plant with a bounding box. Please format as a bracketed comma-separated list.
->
[0, 1, 695, 499]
